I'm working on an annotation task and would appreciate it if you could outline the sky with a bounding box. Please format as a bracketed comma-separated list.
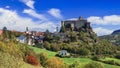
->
[0, 0, 120, 36]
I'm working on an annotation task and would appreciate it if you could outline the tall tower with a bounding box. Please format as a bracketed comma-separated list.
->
[56, 27, 59, 32]
[60, 21, 65, 33]
[26, 27, 29, 31]
[61, 21, 65, 27]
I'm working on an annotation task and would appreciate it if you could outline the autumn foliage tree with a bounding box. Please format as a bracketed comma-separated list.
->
[26, 54, 39, 66]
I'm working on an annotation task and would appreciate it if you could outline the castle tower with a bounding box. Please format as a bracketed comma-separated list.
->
[61, 21, 65, 27]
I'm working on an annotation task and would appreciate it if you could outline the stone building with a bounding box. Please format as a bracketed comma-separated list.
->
[25, 27, 35, 45]
[61, 16, 91, 32]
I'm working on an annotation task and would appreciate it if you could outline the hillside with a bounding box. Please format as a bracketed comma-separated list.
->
[100, 29, 120, 46]
[28, 46, 120, 68]
[112, 29, 120, 34]
[0, 41, 41, 68]
[43, 17, 120, 57]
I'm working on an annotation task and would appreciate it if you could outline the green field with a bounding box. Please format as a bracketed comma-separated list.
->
[28, 46, 120, 68]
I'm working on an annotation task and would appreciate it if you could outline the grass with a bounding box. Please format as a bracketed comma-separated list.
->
[20, 62, 41, 68]
[28, 46, 57, 57]
[28, 46, 120, 68]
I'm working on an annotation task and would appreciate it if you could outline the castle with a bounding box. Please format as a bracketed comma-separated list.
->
[60, 16, 91, 32]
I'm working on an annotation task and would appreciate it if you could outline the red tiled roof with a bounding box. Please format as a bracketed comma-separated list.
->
[0, 29, 3, 36]
[36, 32, 44, 36]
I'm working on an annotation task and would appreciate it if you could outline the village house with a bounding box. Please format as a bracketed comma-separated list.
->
[17, 35, 26, 43]
[0, 29, 3, 36]
[56, 50, 70, 58]
[17, 27, 45, 45]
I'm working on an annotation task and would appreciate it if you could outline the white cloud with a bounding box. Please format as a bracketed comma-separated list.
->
[23, 9, 47, 20]
[87, 15, 120, 25]
[20, 0, 35, 9]
[48, 8, 62, 19]
[0, 8, 57, 32]
[93, 27, 113, 36]
[67, 18, 78, 20]
[5, 6, 10, 8]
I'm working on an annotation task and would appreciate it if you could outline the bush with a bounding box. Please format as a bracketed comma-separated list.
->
[37, 53, 48, 67]
[0, 52, 23, 68]
[26, 54, 39, 66]
[91, 56, 101, 61]
[45, 57, 65, 68]
[102, 60, 120, 66]
[79, 48, 90, 56]
[69, 61, 81, 68]
[115, 53, 120, 59]
[84, 62, 104, 68]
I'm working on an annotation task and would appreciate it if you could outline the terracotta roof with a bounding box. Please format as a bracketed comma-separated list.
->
[36, 32, 44, 36]
[0, 29, 3, 36]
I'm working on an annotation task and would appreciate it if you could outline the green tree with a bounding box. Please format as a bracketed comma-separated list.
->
[3, 26, 7, 31]
[79, 48, 90, 56]
[44, 41, 51, 50]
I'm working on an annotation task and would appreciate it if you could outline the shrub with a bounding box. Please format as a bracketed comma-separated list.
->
[102, 60, 120, 66]
[45, 57, 65, 68]
[115, 53, 120, 59]
[26, 54, 39, 66]
[37, 53, 48, 67]
[91, 56, 101, 61]
[84, 62, 104, 68]
[79, 48, 90, 56]
[69, 61, 81, 68]
[0, 52, 23, 68]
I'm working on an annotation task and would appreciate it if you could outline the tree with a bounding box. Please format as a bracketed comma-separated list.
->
[2, 26, 9, 38]
[3, 26, 7, 31]
[44, 41, 51, 50]
[79, 48, 90, 56]
[44, 29, 54, 43]
[45, 29, 50, 36]
[26, 54, 39, 66]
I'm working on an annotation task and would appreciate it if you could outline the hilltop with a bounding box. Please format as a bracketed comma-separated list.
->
[112, 29, 120, 34]
[100, 29, 120, 46]
[43, 17, 120, 57]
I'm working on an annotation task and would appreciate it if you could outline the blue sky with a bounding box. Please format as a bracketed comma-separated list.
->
[0, 0, 120, 36]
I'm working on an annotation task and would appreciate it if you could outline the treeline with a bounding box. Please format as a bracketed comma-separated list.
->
[0, 27, 23, 41]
